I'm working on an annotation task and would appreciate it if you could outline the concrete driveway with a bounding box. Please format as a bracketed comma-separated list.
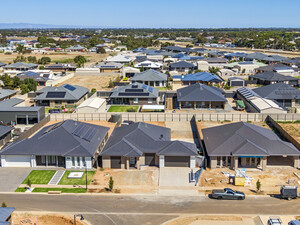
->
[159, 167, 194, 187]
[0, 168, 32, 192]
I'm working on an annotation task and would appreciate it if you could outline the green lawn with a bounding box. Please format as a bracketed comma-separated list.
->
[33, 188, 86, 193]
[22, 170, 56, 184]
[158, 87, 167, 91]
[107, 105, 139, 112]
[58, 171, 95, 185]
[15, 187, 86, 193]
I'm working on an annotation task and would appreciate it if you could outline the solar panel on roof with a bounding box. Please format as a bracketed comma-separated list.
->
[148, 87, 153, 93]
[46, 92, 66, 98]
[119, 92, 149, 96]
[125, 88, 144, 92]
[132, 85, 138, 88]
[64, 84, 76, 91]
[142, 84, 147, 89]
[82, 128, 96, 142]
[72, 124, 86, 137]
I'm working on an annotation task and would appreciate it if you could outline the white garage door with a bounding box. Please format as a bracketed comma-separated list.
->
[5, 155, 31, 167]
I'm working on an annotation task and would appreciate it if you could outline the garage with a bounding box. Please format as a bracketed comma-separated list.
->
[228, 77, 245, 87]
[145, 153, 156, 166]
[4, 155, 32, 167]
[110, 156, 121, 169]
[267, 156, 294, 167]
[165, 156, 190, 167]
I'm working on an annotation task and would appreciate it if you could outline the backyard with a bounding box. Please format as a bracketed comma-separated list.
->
[107, 105, 139, 112]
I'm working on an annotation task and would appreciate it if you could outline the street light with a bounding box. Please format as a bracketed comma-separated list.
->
[84, 162, 87, 190]
[74, 214, 84, 225]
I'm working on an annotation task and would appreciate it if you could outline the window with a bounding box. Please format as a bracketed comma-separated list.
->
[41, 156, 45, 164]
[82, 157, 86, 167]
[148, 98, 152, 104]
[72, 157, 75, 167]
[51, 156, 56, 164]
[155, 81, 160, 86]
[67, 100, 74, 104]
[217, 157, 221, 166]
[54, 100, 62, 104]
[133, 98, 138, 104]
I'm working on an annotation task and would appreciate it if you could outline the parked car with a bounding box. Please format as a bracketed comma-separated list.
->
[268, 217, 282, 225]
[121, 120, 134, 126]
[289, 220, 300, 225]
[211, 188, 245, 200]
[280, 186, 299, 200]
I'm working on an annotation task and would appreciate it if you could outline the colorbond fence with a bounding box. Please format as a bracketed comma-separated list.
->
[50, 112, 300, 122]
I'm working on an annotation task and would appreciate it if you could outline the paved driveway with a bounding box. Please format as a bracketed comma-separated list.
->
[159, 167, 194, 187]
[0, 168, 32, 192]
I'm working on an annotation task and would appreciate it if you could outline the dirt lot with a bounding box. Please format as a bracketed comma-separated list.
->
[12, 213, 86, 225]
[200, 167, 300, 195]
[57, 74, 118, 90]
[0, 52, 105, 66]
[280, 123, 300, 142]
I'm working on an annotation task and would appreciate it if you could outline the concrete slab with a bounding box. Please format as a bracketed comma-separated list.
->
[159, 167, 194, 187]
[0, 167, 32, 192]
[165, 121, 194, 142]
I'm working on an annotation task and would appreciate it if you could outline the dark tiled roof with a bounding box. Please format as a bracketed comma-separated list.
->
[253, 83, 300, 100]
[110, 83, 159, 99]
[177, 83, 226, 102]
[0, 126, 12, 137]
[1, 120, 109, 157]
[181, 72, 223, 83]
[249, 72, 298, 82]
[202, 122, 300, 157]
[100, 122, 197, 157]
[131, 69, 167, 82]
[170, 61, 194, 68]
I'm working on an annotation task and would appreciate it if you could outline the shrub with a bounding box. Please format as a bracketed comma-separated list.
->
[109, 177, 114, 191]
[256, 179, 261, 192]
[1, 202, 7, 207]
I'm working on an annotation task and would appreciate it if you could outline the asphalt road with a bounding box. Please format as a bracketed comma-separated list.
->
[1, 194, 299, 225]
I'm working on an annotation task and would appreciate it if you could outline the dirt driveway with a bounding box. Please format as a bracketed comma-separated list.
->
[165, 121, 194, 142]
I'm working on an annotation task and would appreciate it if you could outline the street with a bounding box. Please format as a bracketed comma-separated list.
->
[0, 194, 299, 225]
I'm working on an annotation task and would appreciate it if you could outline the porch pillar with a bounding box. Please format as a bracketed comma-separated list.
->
[209, 102, 212, 109]
[126, 157, 129, 170]
[262, 156, 267, 171]
[234, 157, 238, 170]
[46, 156, 48, 167]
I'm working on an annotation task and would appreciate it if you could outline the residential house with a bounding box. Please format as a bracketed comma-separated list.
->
[0, 120, 109, 169]
[17, 71, 49, 86]
[74, 97, 106, 113]
[0, 98, 45, 125]
[202, 122, 300, 170]
[249, 72, 299, 86]
[34, 84, 89, 108]
[245, 52, 288, 63]
[197, 58, 228, 71]
[115, 45, 127, 51]
[66, 45, 86, 52]
[94, 62, 123, 73]
[106, 55, 131, 64]
[109, 83, 159, 105]
[176, 83, 227, 109]
[255, 63, 296, 76]
[169, 61, 195, 73]
[45, 63, 77, 73]
[180, 72, 223, 86]
[0, 89, 17, 101]
[130, 69, 168, 87]
[236, 87, 287, 114]
[100, 122, 198, 169]
[122, 67, 140, 78]
[4, 62, 38, 72]
[252, 83, 300, 108]
[134, 60, 162, 70]
[227, 77, 246, 87]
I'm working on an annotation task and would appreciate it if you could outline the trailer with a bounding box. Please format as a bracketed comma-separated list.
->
[280, 186, 299, 200]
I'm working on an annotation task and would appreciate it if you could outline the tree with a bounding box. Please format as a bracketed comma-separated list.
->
[74, 55, 87, 67]
[241, 69, 246, 74]
[97, 47, 106, 54]
[24, 78, 37, 92]
[38, 57, 51, 65]
[16, 44, 25, 54]
[12, 76, 21, 88]
[256, 179, 261, 193]
[91, 88, 96, 93]
[1, 202, 7, 207]
[109, 177, 114, 191]
[26, 178, 32, 188]
[14, 55, 27, 63]
[27, 56, 37, 63]
[0, 74, 13, 88]
[209, 67, 220, 74]
[20, 84, 30, 94]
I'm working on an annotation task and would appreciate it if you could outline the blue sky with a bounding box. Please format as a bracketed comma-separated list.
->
[1, 0, 300, 28]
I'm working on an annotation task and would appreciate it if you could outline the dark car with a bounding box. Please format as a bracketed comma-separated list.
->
[280, 186, 298, 200]
[211, 188, 245, 200]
